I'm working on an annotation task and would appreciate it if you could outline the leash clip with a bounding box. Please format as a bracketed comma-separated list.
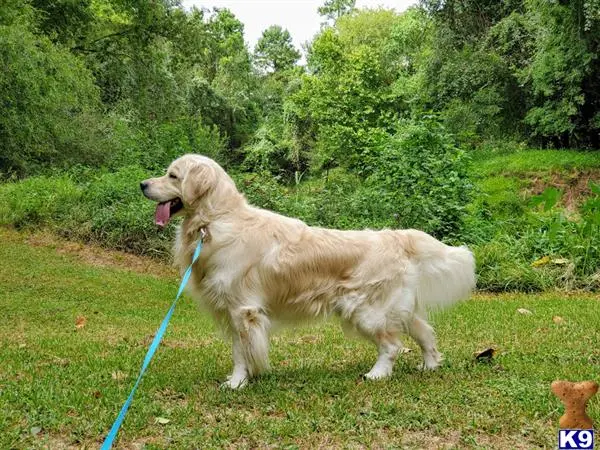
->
[199, 226, 208, 242]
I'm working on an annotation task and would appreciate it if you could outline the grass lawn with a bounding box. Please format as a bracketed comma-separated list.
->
[471, 148, 600, 177]
[1, 228, 599, 449]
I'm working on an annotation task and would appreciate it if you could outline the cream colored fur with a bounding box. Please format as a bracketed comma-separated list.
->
[142, 154, 476, 389]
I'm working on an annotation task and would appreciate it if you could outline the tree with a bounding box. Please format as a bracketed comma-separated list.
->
[0, 1, 106, 175]
[420, 0, 600, 148]
[254, 25, 301, 73]
[289, 9, 431, 172]
[318, 0, 356, 21]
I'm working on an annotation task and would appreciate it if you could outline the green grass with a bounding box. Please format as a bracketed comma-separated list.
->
[1, 230, 600, 449]
[467, 148, 600, 292]
[472, 149, 600, 177]
[471, 148, 600, 213]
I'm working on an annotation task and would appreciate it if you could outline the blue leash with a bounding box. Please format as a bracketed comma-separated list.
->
[101, 240, 203, 449]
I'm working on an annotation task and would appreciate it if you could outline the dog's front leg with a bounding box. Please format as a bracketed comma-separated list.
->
[221, 333, 249, 389]
[222, 306, 270, 389]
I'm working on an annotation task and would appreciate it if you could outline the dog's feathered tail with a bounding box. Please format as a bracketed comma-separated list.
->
[405, 230, 476, 312]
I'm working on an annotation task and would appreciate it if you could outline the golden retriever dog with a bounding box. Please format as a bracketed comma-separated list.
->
[141, 154, 475, 389]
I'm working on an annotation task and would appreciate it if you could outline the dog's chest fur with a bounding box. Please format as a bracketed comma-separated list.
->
[176, 229, 256, 311]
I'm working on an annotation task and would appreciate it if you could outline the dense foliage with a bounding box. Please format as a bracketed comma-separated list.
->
[1, 0, 599, 290]
[2, 0, 599, 178]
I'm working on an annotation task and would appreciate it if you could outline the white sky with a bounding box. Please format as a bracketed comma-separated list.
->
[181, 0, 417, 55]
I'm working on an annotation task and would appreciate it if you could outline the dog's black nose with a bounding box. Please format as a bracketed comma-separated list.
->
[140, 181, 148, 191]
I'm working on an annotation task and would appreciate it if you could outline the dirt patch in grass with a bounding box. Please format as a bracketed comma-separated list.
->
[0, 227, 176, 278]
[28, 432, 82, 450]
[397, 430, 545, 449]
[287, 428, 546, 449]
[526, 169, 600, 210]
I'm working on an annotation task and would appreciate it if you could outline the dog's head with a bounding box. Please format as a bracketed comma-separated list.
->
[141, 154, 238, 227]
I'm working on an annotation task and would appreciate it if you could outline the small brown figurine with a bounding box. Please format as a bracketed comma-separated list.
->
[551, 380, 598, 429]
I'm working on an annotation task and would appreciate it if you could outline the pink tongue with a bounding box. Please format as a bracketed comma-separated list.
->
[155, 201, 171, 227]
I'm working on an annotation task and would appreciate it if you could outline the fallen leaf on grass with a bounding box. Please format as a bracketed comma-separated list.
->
[517, 308, 533, 315]
[75, 316, 87, 330]
[531, 256, 550, 267]
[111, 371, 128, 381]
[474, 348, 495, 362]
[552, 316, 565, 325]
[155, 417, 170, 425]
[552, 258, 569, 265]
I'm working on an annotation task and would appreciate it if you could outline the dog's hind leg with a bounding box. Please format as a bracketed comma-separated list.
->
[222, 306, 270, 389]
[363, 331, 402, 380]
[408, 316, 442, 370]
[345, 287, 414, 380]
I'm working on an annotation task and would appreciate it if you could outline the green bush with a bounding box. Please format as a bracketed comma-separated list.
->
[465, 180, 600, 291]
[0, 175, 82, 228]
[0, 167, 174, 258]
[528, 185, 600, 280]
[474, 238, 551, 292]
[367, 118, 472, 240]
[71, 167, 167, 255]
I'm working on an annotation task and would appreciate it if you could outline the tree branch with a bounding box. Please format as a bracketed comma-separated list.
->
[71, 29, 133, 52]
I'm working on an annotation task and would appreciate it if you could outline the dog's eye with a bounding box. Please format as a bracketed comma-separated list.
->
[168, 173, 178, 180]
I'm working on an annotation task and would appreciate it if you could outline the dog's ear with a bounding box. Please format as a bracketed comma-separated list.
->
[182, 163, 216, 206]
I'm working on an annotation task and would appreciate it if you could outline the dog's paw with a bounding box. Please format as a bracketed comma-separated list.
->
[363, 367, 392, 380]
[418, 362, 439, 371]
[221, 375, 248, 390]
[419, 352, 442, 371]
